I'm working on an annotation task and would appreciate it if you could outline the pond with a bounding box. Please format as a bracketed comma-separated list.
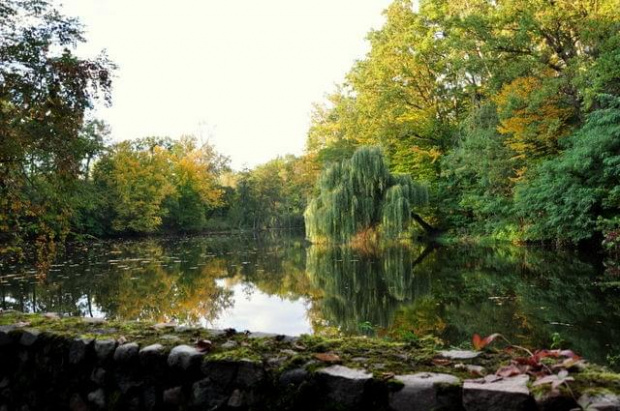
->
[1, 232, 619, 368]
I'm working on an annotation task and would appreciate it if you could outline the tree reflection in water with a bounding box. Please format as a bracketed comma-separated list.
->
[1, 234, 619, 367]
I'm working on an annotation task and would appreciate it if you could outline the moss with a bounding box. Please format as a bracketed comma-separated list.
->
[572, 367, 620, 395]
[3, 310, 620, 397]
[210, 347, 262, 362]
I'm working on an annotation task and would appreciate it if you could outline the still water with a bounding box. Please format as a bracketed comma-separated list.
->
[1, 232, 619, 367]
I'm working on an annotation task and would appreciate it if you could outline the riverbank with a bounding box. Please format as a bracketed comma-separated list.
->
[1, 311, 619, 410]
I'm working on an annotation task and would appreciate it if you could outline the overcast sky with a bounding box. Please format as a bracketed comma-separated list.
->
[60, 0, 392, 169]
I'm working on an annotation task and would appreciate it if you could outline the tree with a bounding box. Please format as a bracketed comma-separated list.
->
[94, 141, 175, 234]
[304, 147, 430, 243]
[439, 103, 518, 236]
[515, 96, 620, 244]
[226, 155, 318, 230]
[0, 0, 114, 258]
[163, 136, 228, 232]
[93, 136, 228, 235]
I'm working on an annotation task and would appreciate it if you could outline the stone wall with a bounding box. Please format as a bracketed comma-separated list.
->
[0, 313, 619, 411]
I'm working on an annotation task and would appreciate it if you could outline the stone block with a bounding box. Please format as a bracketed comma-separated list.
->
[316, 365, 373, 408]
[463, 375, 536, 411]
[114, 342, 140, 363]
[69, 338, 93, 365]
[94, 339, 117, 361]
[389, 372, 462, 411]
[167, 345, 202, 370]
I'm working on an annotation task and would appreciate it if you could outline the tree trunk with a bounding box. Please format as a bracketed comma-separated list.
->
[411, 212, 438, 236]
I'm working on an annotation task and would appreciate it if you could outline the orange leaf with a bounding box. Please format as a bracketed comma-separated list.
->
[472, 334, 483, 351]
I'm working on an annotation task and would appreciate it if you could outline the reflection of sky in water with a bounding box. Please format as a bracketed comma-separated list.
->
[206, 281, 312, 336]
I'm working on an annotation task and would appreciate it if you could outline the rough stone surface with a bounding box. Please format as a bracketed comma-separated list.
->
[19, 329, 40, 347]
[279, 368, 309, 388]
[316, 365, 373, 408]
[139, 344, 164, 359]
[439, 350, 481, 360]
[90, 368, 106, 385]
[168, 345, 202, 370]
[116, 373, 143, 394]
[69, 393, 88, 411]
[113, 342, 140, 363]
[94, 339, 117, 361]
[221, 340, 238, 349]
[69, 338, 93, 365]
[578, 390, 620, 411]
[143, 386, 158, 411]
[228, 389, 244, 408]
[163, 386, 183, 405]
[0, 326, 15, 346]
[87, 389, 105, 409]
[206, 329, 226, 337]
[389, 372, 462, 411]
[202, 360, 238, 387]
[463, 375, 535, 411]
[192, 378, 228, 408]
[236, 360, 266, 387]
[535, 391, 578, 411]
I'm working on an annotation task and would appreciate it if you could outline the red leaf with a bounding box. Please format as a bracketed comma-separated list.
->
[515, 356, 539, 367]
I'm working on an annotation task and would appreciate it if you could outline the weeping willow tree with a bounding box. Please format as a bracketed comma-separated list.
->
[304, 147, 431, 243]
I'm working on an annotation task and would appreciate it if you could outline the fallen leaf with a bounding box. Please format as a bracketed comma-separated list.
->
[195, 339, 213, 353]
[473, 333, 503, 351]
[314, 353, 341, 364]
[533, 372, 574, 391]
[292, 342, 307, 351]
[472, 334, 483, 350]
[432, 358, 452, 366]
[496, 364, 524, 377]
[380, 372, 395, 381]
[14, 321, 31, 328]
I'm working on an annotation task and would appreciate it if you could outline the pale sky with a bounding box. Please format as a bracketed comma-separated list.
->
[60, 0, 393, 169]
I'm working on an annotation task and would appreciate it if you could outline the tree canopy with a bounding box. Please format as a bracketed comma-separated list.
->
[0, 0, 114, 260]
[305, 147, 429, 243]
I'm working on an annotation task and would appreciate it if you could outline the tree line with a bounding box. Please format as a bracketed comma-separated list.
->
[2, 0, 620, 264]
[0, 0, 316, 264]
[306, 0, 620, 247]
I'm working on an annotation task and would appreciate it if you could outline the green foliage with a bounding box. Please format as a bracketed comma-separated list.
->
[92, 136, 228, 235]
[305, 147, 428, 243]
[515, 96, 620, 244]
[227, 155, 317, 230]
[305, 0, 620, 245]
[439, 104, 517, 236]
[0, 0, 114, 260]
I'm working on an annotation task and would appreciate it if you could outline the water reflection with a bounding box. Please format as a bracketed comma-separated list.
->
[1, 233, 619, 367]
